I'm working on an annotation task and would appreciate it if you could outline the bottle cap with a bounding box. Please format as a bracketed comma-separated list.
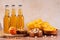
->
[19, 5, 22, 6]
[12, 5, 15, 6]
[5, 5, 9, 7]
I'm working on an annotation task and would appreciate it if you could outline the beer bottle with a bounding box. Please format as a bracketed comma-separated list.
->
[4, 5, 10, 34]
[17, 5, 24, 31]
[10, 5, 17, 28]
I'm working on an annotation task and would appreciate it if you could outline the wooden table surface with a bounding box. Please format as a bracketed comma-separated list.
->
[0, 30, 60, 40]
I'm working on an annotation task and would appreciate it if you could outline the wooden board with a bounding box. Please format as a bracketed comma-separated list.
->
[0, 30, 60, 40]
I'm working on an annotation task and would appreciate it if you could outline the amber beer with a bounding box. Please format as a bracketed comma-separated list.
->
[3, 5, 10, 33]
[10, 5, 17, 28]
[17, 5, 24, 31]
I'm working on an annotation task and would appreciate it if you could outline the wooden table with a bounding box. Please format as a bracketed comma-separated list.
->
[0, 30, 60, 40]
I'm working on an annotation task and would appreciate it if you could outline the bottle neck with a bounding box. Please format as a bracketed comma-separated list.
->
[18, 9, 23, 16]
[5, 9, 9, 16]
[11, 9, 16, 16]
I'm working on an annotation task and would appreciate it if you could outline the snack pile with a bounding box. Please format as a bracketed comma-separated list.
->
[27, 19, 57, 37]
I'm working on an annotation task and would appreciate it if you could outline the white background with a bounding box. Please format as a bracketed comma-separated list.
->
[0, 0, 60, 29]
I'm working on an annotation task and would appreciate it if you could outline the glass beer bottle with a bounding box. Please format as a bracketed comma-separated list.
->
[17, 5, 24, 31]
[3, 5, 10, 34]
[10, 5, 17, 28]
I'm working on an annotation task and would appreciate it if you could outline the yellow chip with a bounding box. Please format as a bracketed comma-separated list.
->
[34, 24, 42, 29]
[41, 22, 50, 28]
[43, 25, 56, 31]
[36, 19, 43, 24]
